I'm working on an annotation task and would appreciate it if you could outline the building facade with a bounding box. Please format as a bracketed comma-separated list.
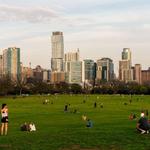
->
[65, 61, 82, 84]
[119, 48, 132, 82]
[33, 65, 43, 81]
[21, 64, 34, 82]
[64, 49, 79, 62]
[141, 68, 150, 84]
[64, 50, 82, 84]
[96, 58, 114, 81]
[122, 48, 132, 61]
[43, 70, 51, 82]
[83, 59, 96, 84]
[51, 32, 64, 72]
[3, 47, 21, 81]
[132, 64, 142, 84]
[51, 72, 66, 83]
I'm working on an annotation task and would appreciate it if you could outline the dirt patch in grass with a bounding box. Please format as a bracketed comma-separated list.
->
[60, 144, 121, 150]
[60, 145, 98, 150]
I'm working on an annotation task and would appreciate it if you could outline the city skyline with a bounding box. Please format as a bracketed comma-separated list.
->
[0, 0, 150, 72]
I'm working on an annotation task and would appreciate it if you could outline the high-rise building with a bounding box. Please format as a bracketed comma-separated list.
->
[96, 58, 114, 81]
[51, 31, 64, 72]
[83, 59, 96, 84]
[64, 49, 79, 62]
[33, 65, 43, 81]
[3, 47, 21, 81]
[119, 48, 132, 82]
[141, 68, 150, 84]
[21, 63, 33, 82]
[65, 61, 82, 84]
[51, 72, 66, 83]
[64, 50, 82, 84]
[132, 64, 142, 84]
[122, 48, 132, 62]
[119, 60, 132, 82]
[0, 55, 3, 78]
[43, 69, 51, 82]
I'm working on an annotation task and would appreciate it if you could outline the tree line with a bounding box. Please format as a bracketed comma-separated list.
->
[0, 77, 150, 96]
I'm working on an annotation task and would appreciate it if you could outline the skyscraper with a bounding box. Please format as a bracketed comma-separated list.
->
[64, 50, 82, 84]
[83, 59, 96, 84]
[133, 64, 142, 84]
[96, 58, 114, 81]
[119, 48, 132, 82]
[141, 68, 150, 84]
[51, 31, 64, 72]
[122, 48, 132, 62]
[65, 61, 82, 84]
[3, 47, 21, 81]
[64, 49, 79, 62]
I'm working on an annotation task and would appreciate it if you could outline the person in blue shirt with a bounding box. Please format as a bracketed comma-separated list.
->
[86, 119, 93, 128]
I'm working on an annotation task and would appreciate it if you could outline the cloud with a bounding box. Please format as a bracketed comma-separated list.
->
[0, 4, 59, 23]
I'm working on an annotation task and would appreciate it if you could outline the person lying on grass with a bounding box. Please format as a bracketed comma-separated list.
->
[21, 122, 36, 132]
[136, 112, 150, 134]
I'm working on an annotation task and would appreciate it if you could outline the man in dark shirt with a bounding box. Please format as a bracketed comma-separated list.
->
[137, 113, 150, 134]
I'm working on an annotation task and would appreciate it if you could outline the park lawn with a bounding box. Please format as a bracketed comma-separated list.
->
[0, 94, 150, 150]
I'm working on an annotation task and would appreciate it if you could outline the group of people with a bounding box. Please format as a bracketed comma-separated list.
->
[20, 122, 36, 132]
[1, 102, 150, 135]
[0, 103, 36, 135]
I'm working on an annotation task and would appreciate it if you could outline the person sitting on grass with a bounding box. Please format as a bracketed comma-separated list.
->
[86, 119, 93, 128]
[136, 113, 150, 134]
[43, 99, 49, 105]
[20, 122, 30, 131]
[82, 115, 87, 121]
[100, 103, 103, 108]
[29, 123, 36, 132]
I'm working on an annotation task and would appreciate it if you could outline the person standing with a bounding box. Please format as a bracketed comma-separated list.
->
[94, 102, 97, 108]
[64, 104, 68, 112]
[1, 104, 9, 135]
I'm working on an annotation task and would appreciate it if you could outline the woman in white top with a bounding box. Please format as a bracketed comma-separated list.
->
[1, 104, 8, 135]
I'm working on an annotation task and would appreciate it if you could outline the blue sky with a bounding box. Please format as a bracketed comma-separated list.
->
[0, 0, 150, 73]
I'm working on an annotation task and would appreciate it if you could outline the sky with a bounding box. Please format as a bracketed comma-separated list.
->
[0, 0, 150, 74]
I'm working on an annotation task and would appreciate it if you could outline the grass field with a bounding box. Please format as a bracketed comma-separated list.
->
[0, 94, 150, 150]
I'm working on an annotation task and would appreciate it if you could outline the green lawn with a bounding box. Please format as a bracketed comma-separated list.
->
[0, 95, 150, 150]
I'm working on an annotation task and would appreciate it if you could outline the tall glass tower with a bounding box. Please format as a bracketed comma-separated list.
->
[122, 48, 132, 63]
[3, 47, 21, 81]
[51, 32, 64, 72]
